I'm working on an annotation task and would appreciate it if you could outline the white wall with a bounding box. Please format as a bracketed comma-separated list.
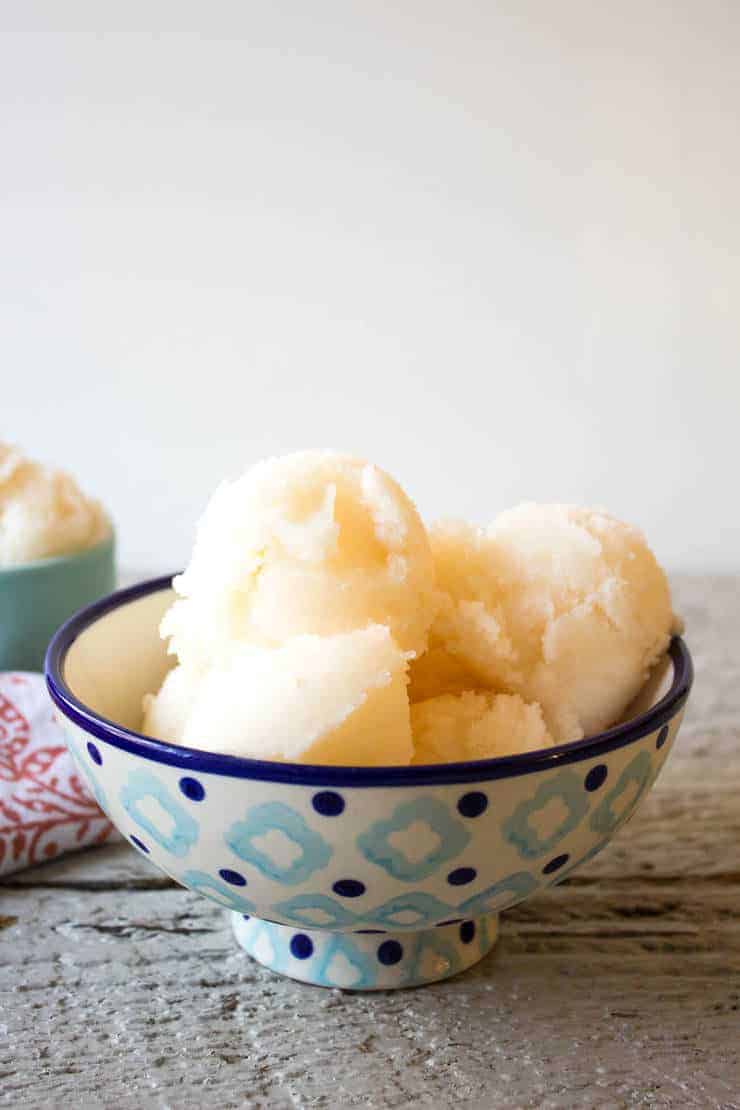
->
[2, 6, 738, 575]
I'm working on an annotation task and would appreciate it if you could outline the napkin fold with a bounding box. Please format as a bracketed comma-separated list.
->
[0, 672, 119, 877]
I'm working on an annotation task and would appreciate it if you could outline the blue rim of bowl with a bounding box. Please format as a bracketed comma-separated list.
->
[45, 574, 693, 787]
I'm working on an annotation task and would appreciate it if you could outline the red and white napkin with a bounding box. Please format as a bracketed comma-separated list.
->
[0, 672, 119, 877]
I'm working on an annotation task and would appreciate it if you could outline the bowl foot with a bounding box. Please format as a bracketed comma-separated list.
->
[231, 911, 498, 989]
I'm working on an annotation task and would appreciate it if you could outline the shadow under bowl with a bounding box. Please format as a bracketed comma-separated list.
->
[45, 574, 693, 990]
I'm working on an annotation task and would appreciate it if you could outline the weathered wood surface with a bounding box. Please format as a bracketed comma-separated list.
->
[1, 574, 738, 1109]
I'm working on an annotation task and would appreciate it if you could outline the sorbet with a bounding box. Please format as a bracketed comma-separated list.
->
[143, 457, 676, 764]
[146, 625, 411, 765]
[0, 444, 109, 567]
[162, 451, 437, 670]
[411, 691, 553, 764]
[430, 505, 674, 742]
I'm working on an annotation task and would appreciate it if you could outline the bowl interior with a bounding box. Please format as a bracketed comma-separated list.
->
[64, 586, 174, 730]
[618, 652, 674, 722]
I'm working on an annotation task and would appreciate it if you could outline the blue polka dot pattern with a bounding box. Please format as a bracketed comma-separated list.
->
[656, 725, 670, 750]
[312, 791, 345, 816]
[459, 921, 475, 944]
[179, 776, 206, 801]
[219, 868, 247, 887]
[584, 764, 608, 792]
[457, 791, 488, 818]
[290, 933, 313, 959]
[86, 742, 102, 766]
[447, 867, 477, 886]
[377, 940, 403, 965]
[543, 853, 569, 875]
[130, 835, 149, 853]
[332, 879, 366, 898]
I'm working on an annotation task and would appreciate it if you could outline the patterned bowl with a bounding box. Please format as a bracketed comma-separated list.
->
[45, 576, 693, 990]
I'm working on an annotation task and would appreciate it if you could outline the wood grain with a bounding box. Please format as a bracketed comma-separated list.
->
[1, 574, 738, 1109]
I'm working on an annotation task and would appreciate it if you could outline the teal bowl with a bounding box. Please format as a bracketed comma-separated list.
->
[0, 534, 116, 671]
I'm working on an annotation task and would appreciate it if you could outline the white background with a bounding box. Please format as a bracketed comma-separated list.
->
[2, 6, 738, 576]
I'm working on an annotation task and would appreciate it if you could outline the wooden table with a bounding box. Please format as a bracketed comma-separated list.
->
[1, 575, 738, 1109]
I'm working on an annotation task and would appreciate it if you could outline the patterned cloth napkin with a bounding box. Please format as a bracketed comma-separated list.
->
[0, 672, 120, 877]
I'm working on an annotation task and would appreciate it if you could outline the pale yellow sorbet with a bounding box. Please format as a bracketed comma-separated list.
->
[407, 640, 482, 703]
[412, 692, 554, 764]
[141, 663, 201, 745]
[161, 451, 437, 670]
[429, 504, 674, 743]
[143, 454, 677, 766]
[0, 444, 109, 567]
[145, 625, 412, 765]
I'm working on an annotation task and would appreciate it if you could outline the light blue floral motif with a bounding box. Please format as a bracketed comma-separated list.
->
[119, 768, 199, 857]
[181, 870, 256, 914]
[356, 797, 471, 881]
[226, 802, 332, 884]
[318, 935, 376, 989]
[590, 750, 652, 836]
[271, 893, 357, 929]
[502, 770, 589, 859]
[458, 871, 538, 916]
[371, 893, 454, 929]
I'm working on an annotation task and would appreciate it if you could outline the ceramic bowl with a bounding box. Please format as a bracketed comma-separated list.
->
[45, 575, 693, 990]
[0, 534, 115, 671]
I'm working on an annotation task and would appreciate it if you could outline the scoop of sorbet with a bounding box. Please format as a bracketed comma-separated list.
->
[0, 443, 109, 567]
[411, 691, 553, 764]
[161, 451, 437, 670]
[428, 504, 675, 743]
[144, 625, 412, 765]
